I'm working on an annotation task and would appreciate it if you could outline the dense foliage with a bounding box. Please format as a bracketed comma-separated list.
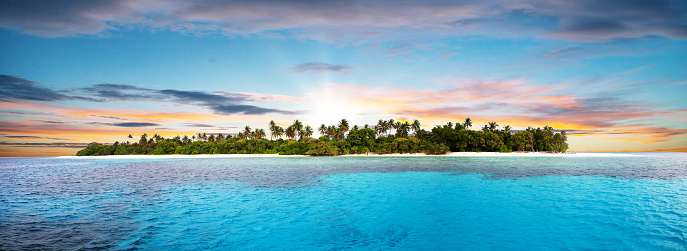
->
[76, 118, 568, 156]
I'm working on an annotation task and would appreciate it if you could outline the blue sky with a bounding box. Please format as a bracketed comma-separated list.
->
[1, 0, 686, 156]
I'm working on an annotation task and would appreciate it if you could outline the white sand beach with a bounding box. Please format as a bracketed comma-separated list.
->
[56, 152, 639, 159]
[339, 152, 639, 157]
[55, 154, 307, 159]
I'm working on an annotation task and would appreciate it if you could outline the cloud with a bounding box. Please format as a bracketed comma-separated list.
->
[438, 51, 458, 60]
[0, 75, 79, 102]
[2, 135, 69, 140]
[4, 75, 301, 116]
[1, 0, 685, 42]
[82, 83, 155, 100]
[183, 123, 215, 128]
[40, 120, 65, 124]
[159, 89, 243, 104]
[542, 45, 645, 60]
[307, 79, 687, 143]
[290, 62, 353, 74]
[561, 19, 627, 35]
[210, 105, 297, 115]
[380, 40, 432, 57]
[111, 122, 160, 127]
[654, 147, 687, 152]
[158, 89, 298, 115]
[0, 142, 88, 148]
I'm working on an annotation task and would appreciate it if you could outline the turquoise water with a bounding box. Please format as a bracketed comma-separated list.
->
[1, 153, 686, 250]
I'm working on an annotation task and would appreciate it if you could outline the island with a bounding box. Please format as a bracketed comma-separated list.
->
[75, 118, 569, 156]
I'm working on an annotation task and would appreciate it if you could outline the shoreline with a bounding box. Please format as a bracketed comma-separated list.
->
[55, 152, 641, 159]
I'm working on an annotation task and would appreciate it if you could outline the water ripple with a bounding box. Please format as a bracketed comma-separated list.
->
[0, 154, 686, 250]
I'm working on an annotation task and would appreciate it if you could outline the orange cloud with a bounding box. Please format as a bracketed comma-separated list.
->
[306, 80, 687, 146]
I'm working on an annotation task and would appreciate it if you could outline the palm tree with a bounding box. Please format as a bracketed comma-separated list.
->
[139, 133, 148, 145]
[398, 121, 410, 138]
[275, 126, 284, 140]
[376, 119, 385, 137]
[217, 133, 224, 142]
[192, 135, 196, 141]
[338, 119, 349, 134]
[197, 133, 203, 142]
[411, 120, 421, 135]
[269, 120, 277, 140]
[393, 121, 402, 136]
[504, 125, 511, 133]
[318, 124, 327, 137]
[127, 134, 133, 144]
[326, 125, 335, 137]
[182, 135, 190, 145]
[464, 118, 472, 129]
[304, 126, 314, 139]
[243, 126, 251, 139]
[277, 126, 284, 138]
[334, 128, 344, 140]
[202, 133, 208, 141]
[298, 129, 306, 140]
[387, 119, 395, 136]
[285, 125, 296, 140]
[254, 129, 266, 139]
[292, 120, 303, 139]
[488, 121, 498, 132]
[208, 134, 215, 142]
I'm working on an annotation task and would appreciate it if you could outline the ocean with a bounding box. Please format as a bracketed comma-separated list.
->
[1, 153, 686, 250]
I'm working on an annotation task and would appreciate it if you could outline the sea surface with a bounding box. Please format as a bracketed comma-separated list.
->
[1, 153, 686, 250]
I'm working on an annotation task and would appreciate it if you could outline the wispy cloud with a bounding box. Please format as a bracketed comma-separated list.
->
[307, 79, 687, 143]
[184, 123, 215, 128]
[0, 75, 95, 102]
[0, 142, 88, 148]
[0, 75, 300, 116]
[290, 62, 354, 74]
[1, 0, 684, 42]
[2, 135, 69, 140]
[111, 122, 160, 127]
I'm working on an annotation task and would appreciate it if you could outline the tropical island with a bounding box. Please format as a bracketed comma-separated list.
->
[75, 118, 569, 156]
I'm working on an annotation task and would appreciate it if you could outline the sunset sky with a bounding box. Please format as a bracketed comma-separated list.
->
[1, 0, 686, 156]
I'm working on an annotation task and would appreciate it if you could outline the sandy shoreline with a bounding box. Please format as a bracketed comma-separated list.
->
[55, 152, 640, 159]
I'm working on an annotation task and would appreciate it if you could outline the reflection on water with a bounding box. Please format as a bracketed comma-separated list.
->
[1, 153, 686, 250]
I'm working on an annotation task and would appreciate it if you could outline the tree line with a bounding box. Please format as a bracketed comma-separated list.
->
[76, 118, 569, 156]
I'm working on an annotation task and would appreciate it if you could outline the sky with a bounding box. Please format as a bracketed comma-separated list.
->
[1, 0, 686, 156]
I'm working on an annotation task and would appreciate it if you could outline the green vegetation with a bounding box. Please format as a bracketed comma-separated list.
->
[76, 118, 569, 156]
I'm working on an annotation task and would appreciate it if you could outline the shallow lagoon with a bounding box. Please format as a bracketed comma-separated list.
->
[1, 153, 686, 250]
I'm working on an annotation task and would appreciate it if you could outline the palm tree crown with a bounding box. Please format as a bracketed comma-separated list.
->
[318, 124, 327, 136]
[269, 120, 277, 140]
[304, 126, 314, 139]
[412, 120, 421, 135]
[464, 118, 472, 129]
[338, 119, 349, 135]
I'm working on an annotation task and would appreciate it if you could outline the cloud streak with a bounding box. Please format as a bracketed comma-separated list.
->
[0, 75, 299, 116]
[1, 0, 685, 42]
[0, 142, 88, 148]
[308, 79, 687, 143]
[111, 122, 160, 127]
[290, 62, 354, 74]
[0, 75, 94, 102]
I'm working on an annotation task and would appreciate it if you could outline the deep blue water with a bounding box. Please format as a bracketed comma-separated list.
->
[1, 153, 686, 250]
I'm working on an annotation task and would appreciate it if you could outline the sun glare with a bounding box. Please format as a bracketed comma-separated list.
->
[307, 88, 367, 129]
